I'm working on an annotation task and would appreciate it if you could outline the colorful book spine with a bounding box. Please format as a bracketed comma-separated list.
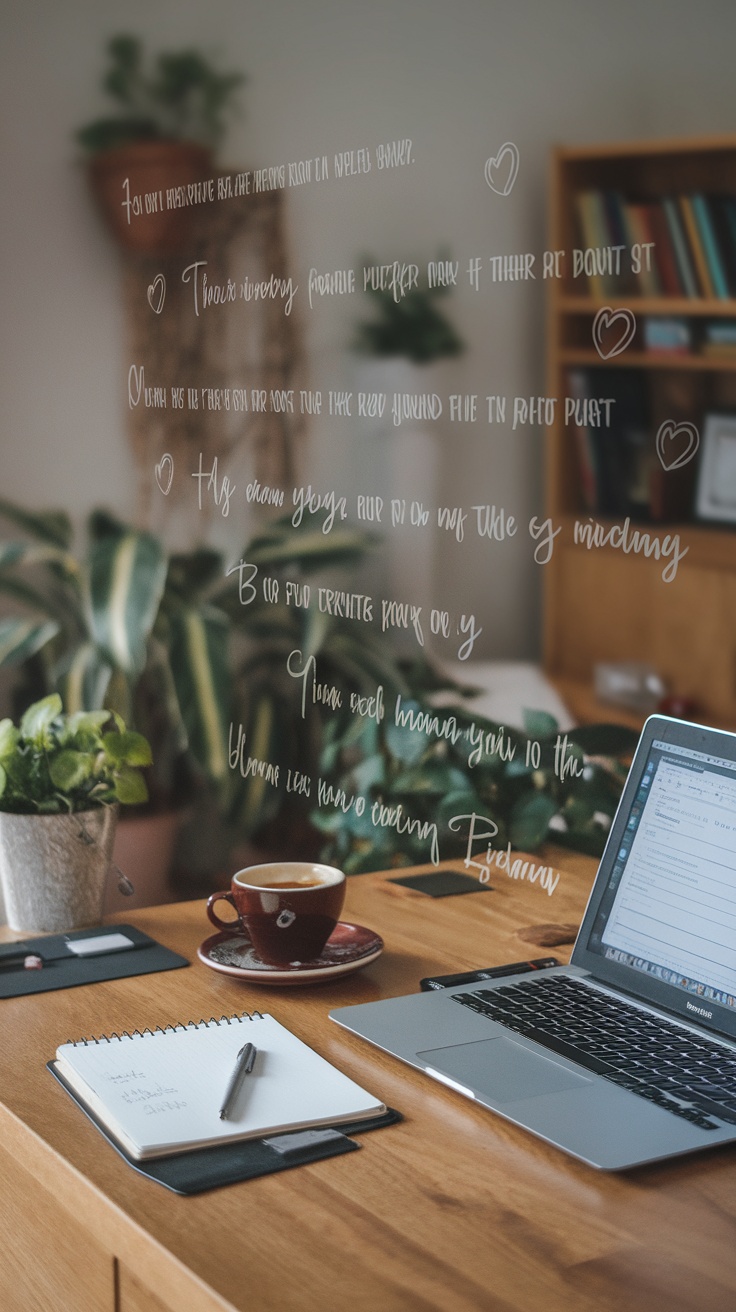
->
[566, 370, 598, 512]
[647, 204, 683, 297]
[622, 203, 662, 295]
[692, 194, 730, 299]
[662, 197, 699, 299]
[575, 192, 611, 297]
[707, 198, 736, 298]
[679, 196, 714, 297]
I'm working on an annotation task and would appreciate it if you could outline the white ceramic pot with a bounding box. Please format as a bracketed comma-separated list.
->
[0, 806, 118, 933]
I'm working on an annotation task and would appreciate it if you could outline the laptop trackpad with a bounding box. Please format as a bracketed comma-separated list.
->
[417, 1037, 592, 1104]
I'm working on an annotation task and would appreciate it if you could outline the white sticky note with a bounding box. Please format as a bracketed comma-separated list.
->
[262, 1128, 348, 1155]
[66, 932, 135, 957]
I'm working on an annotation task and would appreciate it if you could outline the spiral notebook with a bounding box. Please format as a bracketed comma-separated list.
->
[51, 1012, 386, 1162]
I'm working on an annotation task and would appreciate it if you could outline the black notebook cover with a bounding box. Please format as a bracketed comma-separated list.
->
[49, 1061, 401, 1194]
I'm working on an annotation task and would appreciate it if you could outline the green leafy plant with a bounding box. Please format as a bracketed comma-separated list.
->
[0, 694, 151, 814]
[312, 702, 638, 873]
[354, 256, 464, 363]
[76, 34, 244, 154]
[0, 500, 402, 844]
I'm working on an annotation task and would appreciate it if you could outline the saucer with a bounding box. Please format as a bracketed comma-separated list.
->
[198, 921, 384, 986]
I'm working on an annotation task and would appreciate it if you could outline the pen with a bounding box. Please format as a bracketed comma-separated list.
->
[219, 1042, 257, 1120]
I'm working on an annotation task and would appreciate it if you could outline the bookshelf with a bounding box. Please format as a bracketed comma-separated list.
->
[544, 136, 736, 727]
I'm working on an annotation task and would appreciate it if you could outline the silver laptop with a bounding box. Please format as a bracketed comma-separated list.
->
[331, 715, 736, 1169]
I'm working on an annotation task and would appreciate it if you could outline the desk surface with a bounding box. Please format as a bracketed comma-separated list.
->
[2, 852, 736, 1312]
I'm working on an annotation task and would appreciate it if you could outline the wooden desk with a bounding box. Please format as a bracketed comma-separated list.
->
[2, 852, 736, 1312]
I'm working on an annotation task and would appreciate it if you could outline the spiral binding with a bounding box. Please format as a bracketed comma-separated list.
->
[66, 1010, 264, 1045]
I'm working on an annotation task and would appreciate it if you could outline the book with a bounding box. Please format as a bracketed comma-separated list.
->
[52, 1011, 386, 1161]
[707, 197, 736, 297]
[624, 202, 664, 295]
[643, 316, 692, 354]
[566, 369, 599, 511]
[662, 197, 700, 298]
[679, 196, 714, 297]
[575, 191, 614, 296]
[691, 194, 730, 299]
[646, 204, 683, 297]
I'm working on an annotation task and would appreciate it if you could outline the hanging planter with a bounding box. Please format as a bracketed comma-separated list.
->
[86, 140, 213, 254]
[76, 35, 244, 254]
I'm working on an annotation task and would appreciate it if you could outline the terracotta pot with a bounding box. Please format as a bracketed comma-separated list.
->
[105, 809, 182, 913]
[86, 140, 213, 254]
[0, 806, 118, 933]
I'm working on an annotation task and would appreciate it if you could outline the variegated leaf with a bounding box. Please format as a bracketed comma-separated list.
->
[88, 530, 166, 675]
[168, 607, 231, 782]
[0, 617, 59, 667]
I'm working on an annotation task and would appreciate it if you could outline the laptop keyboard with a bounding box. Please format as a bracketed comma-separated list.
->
[452, 975, 736, 1131]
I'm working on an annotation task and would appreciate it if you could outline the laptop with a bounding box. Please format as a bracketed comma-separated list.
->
[331, 715, 736, 1169]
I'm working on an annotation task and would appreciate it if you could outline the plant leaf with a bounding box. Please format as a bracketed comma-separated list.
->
[509, 792, 558, 851]
[20, 694, 63, 743]
[114, 766, 149, 805]
[0, 499, 72, 548]
[103, 730, 153, 767]
[88, 529, 167, 675]
[56, 642, 113, 713]
[522, 709, 558, 740]
[0, 618, 59, 667]
[168, 607, 231, 782]
[48, 750, 93, 792]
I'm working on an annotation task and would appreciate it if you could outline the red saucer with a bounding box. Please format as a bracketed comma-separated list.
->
[198, 921, 383, 986]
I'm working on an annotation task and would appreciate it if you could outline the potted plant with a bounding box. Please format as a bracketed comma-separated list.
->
[0, 499, 400, 880]
[0, 694, 151, 932]
[353, 259, 464, 365]
[313, 702, 639, 873]
[76, 34, 244, 252]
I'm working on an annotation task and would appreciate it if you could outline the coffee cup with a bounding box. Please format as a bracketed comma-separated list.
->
[206, 862, 346, 965]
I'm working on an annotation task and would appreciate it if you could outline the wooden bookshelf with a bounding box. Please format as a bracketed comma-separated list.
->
[544, 136, 736, 725]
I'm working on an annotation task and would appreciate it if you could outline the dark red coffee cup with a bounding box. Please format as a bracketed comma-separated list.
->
[206, 862, 346, 965]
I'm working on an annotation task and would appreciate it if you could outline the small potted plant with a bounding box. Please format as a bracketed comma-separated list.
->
[0, 695, 151, 932]
[76, 34, 244, 252]
[353, 262, 465, 365]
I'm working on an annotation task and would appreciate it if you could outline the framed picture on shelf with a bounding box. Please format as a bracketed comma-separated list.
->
[695, 414, 736, 524]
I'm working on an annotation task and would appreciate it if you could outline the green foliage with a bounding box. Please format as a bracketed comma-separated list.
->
[76, 33, 245, 153]
[0, 695, 151, 814]
[313, 703, 639, 873]
[0, 502, 393, 842]
[353, 257, 464, 364]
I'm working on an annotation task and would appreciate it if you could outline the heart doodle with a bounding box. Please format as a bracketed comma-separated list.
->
[155, 453, 174, 496]
[592, 306, 636, 360]
[147, 274, 166, 314]
[127, 364, 144, 409]
[656, 420, 700, 472]
[484, 142, 520, 196]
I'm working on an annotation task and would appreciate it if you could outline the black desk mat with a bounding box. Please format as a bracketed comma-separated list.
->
[0, 924, 188, 997]
[389, 871, 490, 897]
[49, 1061, 401, 1194]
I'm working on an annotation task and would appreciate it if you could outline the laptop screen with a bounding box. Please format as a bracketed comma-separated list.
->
[573, 718, 736, 1037]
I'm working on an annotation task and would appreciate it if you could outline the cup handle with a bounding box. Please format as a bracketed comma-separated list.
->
[206, 891, 241, 932]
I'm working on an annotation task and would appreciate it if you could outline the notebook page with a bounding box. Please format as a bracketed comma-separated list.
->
[55, 1014, 384, 1158]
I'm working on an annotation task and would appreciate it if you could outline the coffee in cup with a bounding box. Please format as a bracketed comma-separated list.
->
[206, 862, 346, 965]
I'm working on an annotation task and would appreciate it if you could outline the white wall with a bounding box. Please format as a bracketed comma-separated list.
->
[3, 0, 736, 656]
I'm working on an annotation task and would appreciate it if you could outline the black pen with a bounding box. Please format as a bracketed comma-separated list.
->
[219, 1042, 257, 1120]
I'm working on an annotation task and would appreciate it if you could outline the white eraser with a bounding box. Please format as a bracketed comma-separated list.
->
[66, 932, 135, 957]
